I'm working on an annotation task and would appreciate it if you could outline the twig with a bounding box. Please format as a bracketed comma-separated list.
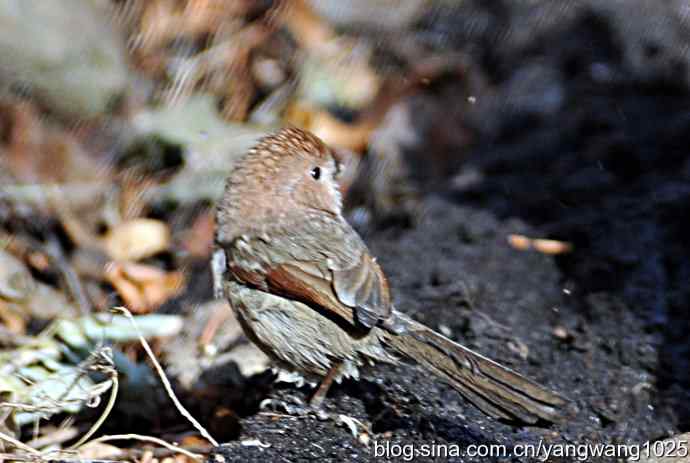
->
[69, 378, 117, 449]
[474, 311, 510, 333]
[0, 325, 35, 346]
[25, 426, 79, 450]
[0, 183, 109, 206]
[0, 453, 35, 462]
[111, 307, 219, 447]
[258, 412, 301, 420]
[0, 430, 40, 456]
[44, 234, 92, 315]
[69, 352, 119, 450]
[81, 434, 202, 461]
[0, 227, 92, 315]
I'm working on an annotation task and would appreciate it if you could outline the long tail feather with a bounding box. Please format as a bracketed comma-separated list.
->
[382, 313, 567, 423]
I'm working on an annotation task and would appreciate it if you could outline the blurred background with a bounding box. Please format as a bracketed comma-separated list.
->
[1, 0, 689, 461]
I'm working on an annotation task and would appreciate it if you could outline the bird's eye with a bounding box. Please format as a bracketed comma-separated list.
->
[310, 166, 321, 180]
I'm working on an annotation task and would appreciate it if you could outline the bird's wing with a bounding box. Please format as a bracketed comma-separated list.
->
[225, 216, 392, 331]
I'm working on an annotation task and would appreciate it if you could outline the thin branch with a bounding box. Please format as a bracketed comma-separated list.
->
[44, 235, 92, 315]
[81, 434, 202, 461]
[0, 430, 40, 456]
[69, 376, 118, 450]
[111, 307, 219, 447]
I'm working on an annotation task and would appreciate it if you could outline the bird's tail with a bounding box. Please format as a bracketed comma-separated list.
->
[381, 313, 567, 424]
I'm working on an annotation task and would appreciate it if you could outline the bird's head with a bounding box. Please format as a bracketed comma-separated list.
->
[217, 127, 344, 239]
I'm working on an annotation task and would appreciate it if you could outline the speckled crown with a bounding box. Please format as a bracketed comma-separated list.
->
[250, 126, 331, 159]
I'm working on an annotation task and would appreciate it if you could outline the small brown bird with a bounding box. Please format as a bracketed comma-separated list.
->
[215, 127, 566, 423]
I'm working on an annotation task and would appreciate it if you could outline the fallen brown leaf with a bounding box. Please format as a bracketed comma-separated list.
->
[105, 261, 184, 313]
[104, 219, 171, 261]
[285, 103, 375, 152]
[0, 300, 26, 334]
[282, 0, 334, 50]
[507, 234, 573, 255]
[77, 442, 125, 460]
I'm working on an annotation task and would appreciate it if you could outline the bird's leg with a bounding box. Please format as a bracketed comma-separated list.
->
[309, 362, 343, 409]
[260, 363, 344, 419]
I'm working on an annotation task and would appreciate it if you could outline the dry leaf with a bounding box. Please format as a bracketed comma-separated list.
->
[140, 449, 155, 463]
[0, 249, 36, 302]
[105, 261, 184, 313]
[25, 282, 80, 320]
[77, 442, 125, 460]
[507, 234, 531, 251]
[507, 234, 573, 255]
[282, 0, 334, 50]
[1, 100, 105, 184]
[532, 238, 573, 255]
[0, 300, 26, 334]
[104, 218, 171, 261]
[180, 434, 213, 451]
[285, 103, 374, 152]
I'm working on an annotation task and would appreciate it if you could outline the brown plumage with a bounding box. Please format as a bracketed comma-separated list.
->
[215, 127, 567, 423]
